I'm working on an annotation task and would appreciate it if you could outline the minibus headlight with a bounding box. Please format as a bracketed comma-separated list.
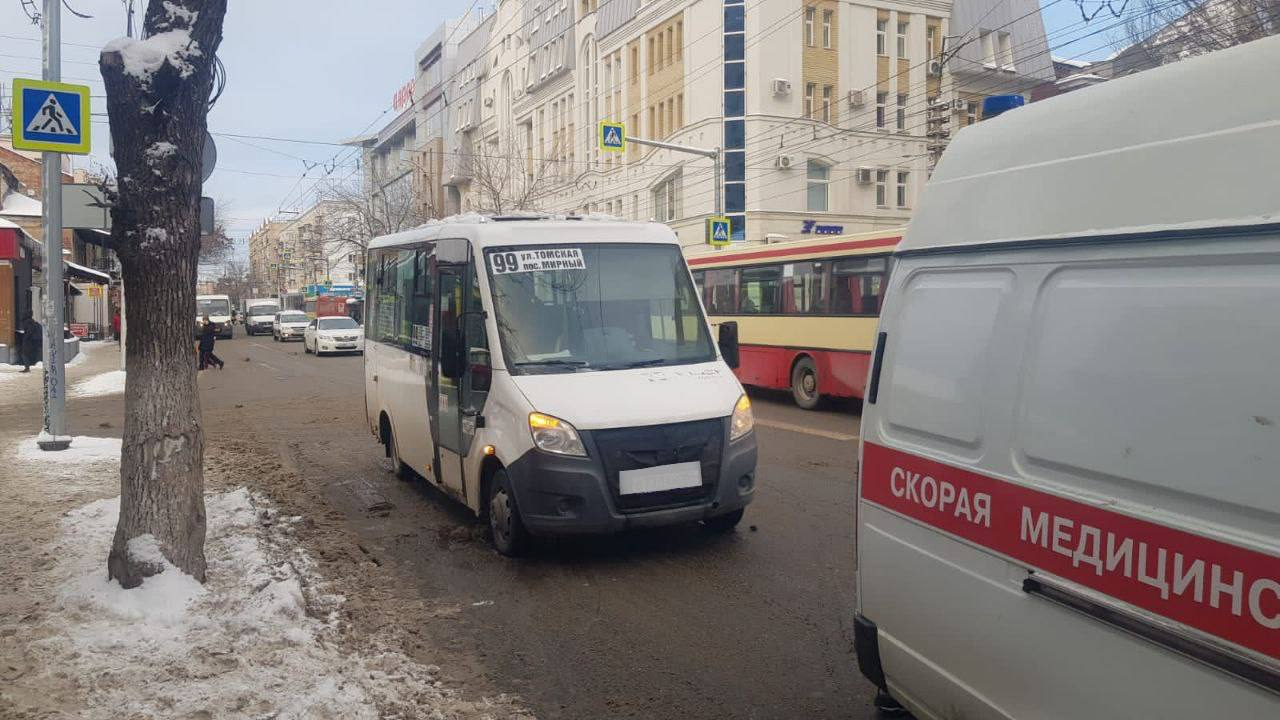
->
[729, 394, 754, 442]
[528, 412, 587, 457]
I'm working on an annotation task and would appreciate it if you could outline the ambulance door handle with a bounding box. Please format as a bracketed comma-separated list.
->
[867, 332, 888, 404]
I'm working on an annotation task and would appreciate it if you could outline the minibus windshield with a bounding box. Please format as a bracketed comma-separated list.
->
[197, 298, 230, 317]
[485, 243, 716, 374]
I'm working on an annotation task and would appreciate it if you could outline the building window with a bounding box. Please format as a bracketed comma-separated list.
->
[927, 25, 937, 58]
[822, 10, 833, 49]
[875, 91, 887, 128]
[980, 30, 996, 67]
[653, 172, 680, 222]
[875, 169, 888, 207]
[896, 93, 907, 130]
[998, 32, 1015, 69]
[822, 85, 832, 123]
[648, 37, 655, 73]
[897, 21, 908, 58]
[896, 171, 909, 207]
[806, 160, 829, 212]
[876, 19, 887, 55]
[676, 21, 684, 60]
[805, 82, 816, 118]
[966, 100, 978, 125]
[630, 45, 639, 81]
[805, 7, 815, 47]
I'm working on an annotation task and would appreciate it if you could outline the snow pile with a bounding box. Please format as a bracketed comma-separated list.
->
[23, 487, 475, 719]
[16, 434, 121, 464]
[145, 141, 177, 159]
[72, 369, 127, 397]
[102, 29, 202, 82]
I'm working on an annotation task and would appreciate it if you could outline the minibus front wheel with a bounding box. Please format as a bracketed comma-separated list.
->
[487, 468, 529, 557]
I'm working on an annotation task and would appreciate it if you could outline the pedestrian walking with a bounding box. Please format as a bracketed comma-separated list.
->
[111, 309, 122, 342]
[198, 316, 224, 370]
[18, 314, 42, 373]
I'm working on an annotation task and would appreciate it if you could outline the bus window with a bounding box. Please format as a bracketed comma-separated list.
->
[704, 268, 738, 314]
[739, 265, 782, 314]
[783, 261, 829, 314]
[832, 257, 889, 315]
[408, 248, 434, 353]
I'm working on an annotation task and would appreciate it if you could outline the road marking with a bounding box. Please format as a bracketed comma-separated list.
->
[258, 362, 276, 370]
[755, 418, 859, 442]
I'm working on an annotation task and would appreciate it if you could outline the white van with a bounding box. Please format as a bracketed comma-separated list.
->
[364, 217, 757, 555]
[195, 293, 233, 339]
[855, 38, 1280, 718]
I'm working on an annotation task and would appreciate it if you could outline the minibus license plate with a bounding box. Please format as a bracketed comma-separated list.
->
[619, 461, 702, 495]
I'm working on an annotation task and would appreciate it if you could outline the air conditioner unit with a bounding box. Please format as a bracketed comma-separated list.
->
[483, 96, 494, 107]
[928, 59, 944, 77]
[774, 154, 795, 169]
[847, 89, 865, 107]
[855, 167, 874, 184]
[772, 79, 792, 96]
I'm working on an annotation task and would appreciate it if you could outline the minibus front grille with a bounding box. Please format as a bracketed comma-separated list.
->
[590, 418, 725, 513]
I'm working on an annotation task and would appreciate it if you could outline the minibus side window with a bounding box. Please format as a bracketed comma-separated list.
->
[461, 267, 491, 415]
[704, 268, 738, 314]
[738, 265, 782, 314]
[407, 248, 434, 354]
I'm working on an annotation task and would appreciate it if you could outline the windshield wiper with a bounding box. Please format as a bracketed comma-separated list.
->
[603, 359, 668, 369]
[512, 359, 590, 371]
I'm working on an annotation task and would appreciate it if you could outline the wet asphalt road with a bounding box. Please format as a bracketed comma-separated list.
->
[199, 333, 882, 720]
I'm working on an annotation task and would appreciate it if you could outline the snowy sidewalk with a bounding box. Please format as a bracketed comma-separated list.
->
[0, 432, 530, 719]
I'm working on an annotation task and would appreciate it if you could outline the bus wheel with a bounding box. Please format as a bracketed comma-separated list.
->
[791, 357, 821, 410]
[386, 426, 411, 480]
[488, 469, 528, 557]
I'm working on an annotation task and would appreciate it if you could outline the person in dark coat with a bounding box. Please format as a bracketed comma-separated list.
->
[18, 314, 42, 373]
[198, 316, 224, 370]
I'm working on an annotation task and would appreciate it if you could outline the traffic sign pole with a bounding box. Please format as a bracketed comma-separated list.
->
[38, 0, 70, 451]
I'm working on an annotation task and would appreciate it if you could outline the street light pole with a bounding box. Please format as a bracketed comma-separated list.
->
[623, 135, 722, 215]
[38, 0, 70, 451]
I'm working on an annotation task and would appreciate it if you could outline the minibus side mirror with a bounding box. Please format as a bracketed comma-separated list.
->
[718, 321, 740, 369]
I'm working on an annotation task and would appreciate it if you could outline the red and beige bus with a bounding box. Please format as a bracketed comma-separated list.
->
[687, 229, 901, 409]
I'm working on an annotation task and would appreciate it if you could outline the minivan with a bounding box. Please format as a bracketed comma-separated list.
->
[364, 217, 757, 555]
[855, 37, 1280, 718]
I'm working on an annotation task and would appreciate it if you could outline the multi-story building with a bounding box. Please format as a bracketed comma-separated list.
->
[246, 220, 286, 296]
[947, 0, 1053, 128]
[277, 201, 361, 293]
[364, 0, 1052, 250]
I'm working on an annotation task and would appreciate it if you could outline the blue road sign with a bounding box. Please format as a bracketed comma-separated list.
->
[707, 216, 732, 246]
[12, 79, 91, 154]
[599, 120, 625, 152]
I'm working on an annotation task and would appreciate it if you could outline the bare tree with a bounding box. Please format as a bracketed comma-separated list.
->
[313, 172, 434, 268]
[1118, 0, 1280, 69]
[198, 198, 235, 264]
[468, 137, 581, 215]
[213, 258, 251, 303]
[98, 0, 227, 588]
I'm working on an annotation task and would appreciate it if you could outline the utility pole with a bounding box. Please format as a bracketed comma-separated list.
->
[38, 0, 70, 451]
[925, 97, 951, 174]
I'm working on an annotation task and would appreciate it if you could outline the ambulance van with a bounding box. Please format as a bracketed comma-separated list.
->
[854, 37, 1280, 718]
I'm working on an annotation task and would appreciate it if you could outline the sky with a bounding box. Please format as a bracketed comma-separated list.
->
[1, 0, 1128, 253]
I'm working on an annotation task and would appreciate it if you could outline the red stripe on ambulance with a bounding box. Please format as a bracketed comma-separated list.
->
[860, 442, 1280, 662]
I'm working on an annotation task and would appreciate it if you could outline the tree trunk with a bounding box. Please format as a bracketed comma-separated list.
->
[99, 0, 227, 588]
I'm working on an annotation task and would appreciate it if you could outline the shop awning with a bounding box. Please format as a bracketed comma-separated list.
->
[65, 259, 111, 282]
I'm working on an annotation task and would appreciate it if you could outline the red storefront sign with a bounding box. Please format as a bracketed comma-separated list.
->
[0, 229, 21, 261]
[69, 323, 89, 337]
[861, 441, 1280, 662]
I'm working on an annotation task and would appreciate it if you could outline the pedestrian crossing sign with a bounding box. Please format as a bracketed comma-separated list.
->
[12, 78, 91, 154]
[707, 216, 732, 247]
[598, 120, 625, 153]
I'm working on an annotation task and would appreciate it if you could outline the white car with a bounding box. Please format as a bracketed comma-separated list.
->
[273, 311, 310, 342]
[304, 315, 364, 356]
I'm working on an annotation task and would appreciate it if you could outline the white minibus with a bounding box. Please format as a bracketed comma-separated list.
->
[195, 293, 233, 339]
[855, 37, 1280, 718]
[364, 217, 757, 555]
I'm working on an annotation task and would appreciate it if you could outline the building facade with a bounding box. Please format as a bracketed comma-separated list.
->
[247, 220, 286, 296]
[358, 0, 1051, 250]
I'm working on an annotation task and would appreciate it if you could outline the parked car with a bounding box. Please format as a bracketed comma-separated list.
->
[853, 37, 1280, 720]
[272, 311, 310, 342]
[304, 315, 364, 356]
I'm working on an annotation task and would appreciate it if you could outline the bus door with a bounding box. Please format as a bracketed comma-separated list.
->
[432, 243, 491, 501]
